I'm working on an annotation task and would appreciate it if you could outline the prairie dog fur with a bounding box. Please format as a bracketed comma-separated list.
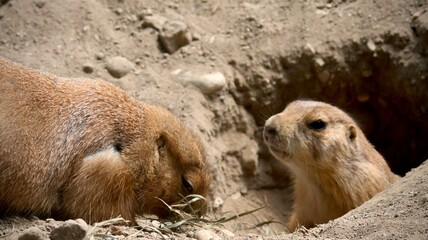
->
[0, 57, 210, 224]
[263, 100, 399, 231]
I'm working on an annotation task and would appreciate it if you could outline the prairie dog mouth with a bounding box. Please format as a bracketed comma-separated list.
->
[265, 140, 291, 159]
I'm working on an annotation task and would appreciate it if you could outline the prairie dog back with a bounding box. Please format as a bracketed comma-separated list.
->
[0, 57, 210, 223]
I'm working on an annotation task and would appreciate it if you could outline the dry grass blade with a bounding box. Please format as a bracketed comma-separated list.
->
[158, 195, 267, 230]
[85, 217, 127, 239]
[156, 194, 207, 219]
[252, 220, 287, 228]
[93, 217, 128, 227]
[90, 233, 117, 239]
[143, 226, 169, 240]
[213, 205, 266, 224]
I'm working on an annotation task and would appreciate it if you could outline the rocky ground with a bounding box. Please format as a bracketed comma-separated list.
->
[0, 0, 427, 239]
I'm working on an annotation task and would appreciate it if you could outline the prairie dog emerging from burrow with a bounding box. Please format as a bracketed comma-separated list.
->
[0, 57, 210, 224]
[263, 100, 399, 231]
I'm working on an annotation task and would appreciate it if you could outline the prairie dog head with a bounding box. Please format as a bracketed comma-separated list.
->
[123, 104, 210, 217]
[263, 100, 360, 171]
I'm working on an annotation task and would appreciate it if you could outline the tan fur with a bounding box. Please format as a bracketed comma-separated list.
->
[263, 100, 399, 231]
[0, 57, 210, 224]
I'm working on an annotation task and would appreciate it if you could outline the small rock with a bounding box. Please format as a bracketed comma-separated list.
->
[159, 20, 191, 54]
[305, 43, 316, 54]
[137, 8, 153, 20]
[314, 57, 325, 68]
[74, 218, 89, 231]
[34, 0, 45, 8]
[420, 194, 428, 204]
[240, 145, 258, 175]
[114, 8, 123, 15]
[95, 52, 104, 60]
[317, 70, 330, 83]
[82, 25, 90, 32]
[192, 32, 201, 41]
[315, 9, 328, 16]
[17, 227, 44, 240]
[367, 40, 376, 51]
[50, 221, 86, 240]
[240, 187, 248, 195]
[194, 229, 215, 240]
[213, 196, 224, 209]
[82, 63, 94, 74]
[186, 231, 195, 238]
[105, 56, 135, 78]
[231, 192, 241, 200]
[178, 71, 227, 95]
[151, 220, 161, 228]
[142, 14, 168, 31]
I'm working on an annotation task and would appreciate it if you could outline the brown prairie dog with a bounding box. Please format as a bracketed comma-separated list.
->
[263, 100, 399, 231]
[0, 57, 210, 224]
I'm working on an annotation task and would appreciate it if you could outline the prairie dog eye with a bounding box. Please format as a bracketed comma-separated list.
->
[182, 177, 193, 193]
[307, 119, 327, 131]
[156, 136, 165, 151]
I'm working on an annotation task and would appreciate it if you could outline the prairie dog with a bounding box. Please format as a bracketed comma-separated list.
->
[263, 100, 399, 231]
[0, 57, 210, 224]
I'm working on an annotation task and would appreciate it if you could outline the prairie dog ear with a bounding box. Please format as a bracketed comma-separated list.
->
[348, 125, 357, 141]
[156, 135, 166, 152]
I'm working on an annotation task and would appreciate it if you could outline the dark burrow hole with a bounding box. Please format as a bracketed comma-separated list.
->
[231, 40, 428, 176]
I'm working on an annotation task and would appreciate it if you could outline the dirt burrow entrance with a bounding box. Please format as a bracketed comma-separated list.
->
[217, 17, 428, 234]
[230, 30, 428, 177]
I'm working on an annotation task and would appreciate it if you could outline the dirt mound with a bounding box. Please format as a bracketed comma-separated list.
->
[0, 0, 427, 239]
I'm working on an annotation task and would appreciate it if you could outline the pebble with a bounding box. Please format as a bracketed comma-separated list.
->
[95, 52, 105, 60]
[74, 218, 89, 231]
[192, 32, 201, 41]
[17, 227, 44, 240]
[34, 0, 45, 8]
[240, 187, 248, 195]
[231, 192, 241, 200]
[142, 14, 168, 31]
[114, 8, 123, 15]
[240, 145, 258, 175]
[105, 56, 135, 78]
[177, 70, 226, 95]
[82, 25, 90, 32]
[151, 220, 161, 228]
[186, 231, 195, 238]
[367, 39, 376, 51]
[159, 20, 191, 54]
[315, 57, 325, 67]
[50, 220, 87, 240]
[82, 63, 94, 74]
[194, 229, 215, 240]
[213, 196, 224, 209]
[317, 70, 330, 83]
[316, 9, 328, 16]
[421, 194, 428, 204]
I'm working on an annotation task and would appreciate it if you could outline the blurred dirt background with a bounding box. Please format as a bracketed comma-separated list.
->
[0, 0, 427, 239]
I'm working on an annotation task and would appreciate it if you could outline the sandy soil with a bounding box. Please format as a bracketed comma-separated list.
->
[0, 0, 427, 239]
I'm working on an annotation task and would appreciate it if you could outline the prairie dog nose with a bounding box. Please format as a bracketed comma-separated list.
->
[264, 116, 280, 141]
